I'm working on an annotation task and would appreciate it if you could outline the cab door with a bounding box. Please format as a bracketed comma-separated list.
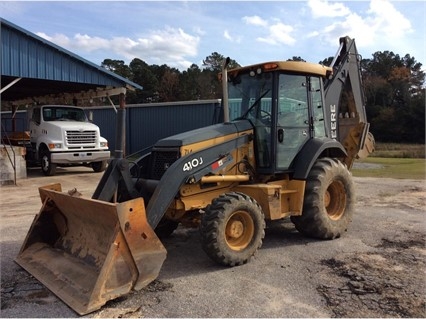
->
[29, 107, 41, 145]
[276, 74, 310, 170]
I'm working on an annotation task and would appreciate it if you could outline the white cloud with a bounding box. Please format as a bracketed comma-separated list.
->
[310, 12, 374, 47]
[193, 26, 206, 36]
[73, 34, 110, 51]
[242, 16, 295, 46]
[36, 32, 70, 47]
[37, 27, 200, 70]
[258, 23, 296, 46]
[307, 0, 413, 50]
[223, 30, 242, 43]
[367, 0, 412, 38]
[308, 0, 351, 18]
[242, 15, 268, 27]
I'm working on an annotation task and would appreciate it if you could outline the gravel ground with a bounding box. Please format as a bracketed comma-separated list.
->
[1, 167, 425, 318]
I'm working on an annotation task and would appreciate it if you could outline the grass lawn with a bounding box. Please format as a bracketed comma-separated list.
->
[352, 157, 426, 180]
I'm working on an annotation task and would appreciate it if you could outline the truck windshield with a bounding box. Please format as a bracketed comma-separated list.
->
[42, 107, 88, 122]
[228, 72, 273, 122]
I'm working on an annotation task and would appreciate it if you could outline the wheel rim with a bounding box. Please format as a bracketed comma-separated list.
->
[225, 210, 254, 251]
[325, 180, 346, 220]
[41, 155, 49, 171]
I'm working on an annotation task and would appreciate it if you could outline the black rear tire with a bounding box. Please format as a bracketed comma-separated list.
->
[291, 158, 354, 239]
[200, 192, 265, 266]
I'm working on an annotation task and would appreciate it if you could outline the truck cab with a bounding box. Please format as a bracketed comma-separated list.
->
[28, 105, 110, 175]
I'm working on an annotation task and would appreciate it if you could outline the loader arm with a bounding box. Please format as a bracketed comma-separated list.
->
[324, 36, 374, 168]
[92, 157, 140, 202]
[146, 133, 251, 229]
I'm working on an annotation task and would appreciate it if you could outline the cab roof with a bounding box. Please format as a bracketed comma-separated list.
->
[228, 61, 333, 77]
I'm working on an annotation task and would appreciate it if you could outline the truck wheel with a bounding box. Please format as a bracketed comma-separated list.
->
[200, 192, 265, 266]
[291, 158, 354, 239]
[40, 150, 57, 176]
[92, 160, 107, 172]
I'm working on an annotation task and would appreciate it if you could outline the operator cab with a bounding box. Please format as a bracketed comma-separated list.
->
[227, 61, 332, 174]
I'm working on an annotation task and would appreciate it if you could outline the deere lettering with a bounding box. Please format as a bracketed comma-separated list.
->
[330, 104, 337, 139]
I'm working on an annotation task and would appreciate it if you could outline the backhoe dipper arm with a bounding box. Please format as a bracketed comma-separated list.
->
[324, 36, 373, 167]
[324, 36, 367, 124]
[146, 133, 251, 229]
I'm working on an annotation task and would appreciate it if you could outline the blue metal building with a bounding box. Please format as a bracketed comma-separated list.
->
[1, 18, 142, 108]
[88, 100, 222, 155]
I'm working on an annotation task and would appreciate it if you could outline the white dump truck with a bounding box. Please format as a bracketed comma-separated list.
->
[22, 105, 110, 175]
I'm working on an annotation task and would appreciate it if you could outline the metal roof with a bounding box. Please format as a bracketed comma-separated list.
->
[1, 18, 142, 107]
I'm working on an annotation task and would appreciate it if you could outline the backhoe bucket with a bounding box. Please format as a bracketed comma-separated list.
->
[15, 183, 167, 315]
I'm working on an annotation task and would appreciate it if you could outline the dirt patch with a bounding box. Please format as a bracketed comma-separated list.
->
[355, 178, 426, 211]
[318, 232, 426, 318]
[379, 187, 426, 210]
[89, 280, 174, 318]
[142, 280, 174, 293]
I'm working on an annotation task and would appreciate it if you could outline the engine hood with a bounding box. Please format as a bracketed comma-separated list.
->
[45, 121, 99, 131]
[154, 120, 253, 148]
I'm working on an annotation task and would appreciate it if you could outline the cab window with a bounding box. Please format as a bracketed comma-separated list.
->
[32, 108, 41, 125]
[310, 77, 326, 138]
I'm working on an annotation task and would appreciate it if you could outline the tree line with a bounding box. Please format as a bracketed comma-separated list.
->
[101, 50, 425, 144]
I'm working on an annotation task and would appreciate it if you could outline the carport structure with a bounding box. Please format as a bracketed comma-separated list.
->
[0, 18, 142, 185]
[1, 18, 142, 110]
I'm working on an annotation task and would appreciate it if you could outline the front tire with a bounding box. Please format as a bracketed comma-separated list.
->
[40, 149, 57, 176]
[200, 192, 265, 266]
[92, 160, 107, 172]
[291, 158, 354, 239]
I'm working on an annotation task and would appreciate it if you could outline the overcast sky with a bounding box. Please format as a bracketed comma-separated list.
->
[1, 1, 425, 71]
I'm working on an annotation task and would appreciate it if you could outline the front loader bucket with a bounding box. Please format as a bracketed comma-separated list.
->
[15, 183, 167, 315]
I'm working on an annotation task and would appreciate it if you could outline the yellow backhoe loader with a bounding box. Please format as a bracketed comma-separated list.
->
[16, 36, 375, 315]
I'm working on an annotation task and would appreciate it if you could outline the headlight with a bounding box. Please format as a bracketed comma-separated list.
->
[100, 142, 108, 148]
[48, 143, 62, 149]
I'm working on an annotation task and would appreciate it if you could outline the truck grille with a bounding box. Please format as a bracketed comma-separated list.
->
[150, 150, 180, 180]
[66, 130, 97, 144]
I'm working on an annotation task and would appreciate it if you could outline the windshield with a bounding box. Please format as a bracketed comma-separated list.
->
[228, 71, 273, 122]
[42, 107, 88, 122]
